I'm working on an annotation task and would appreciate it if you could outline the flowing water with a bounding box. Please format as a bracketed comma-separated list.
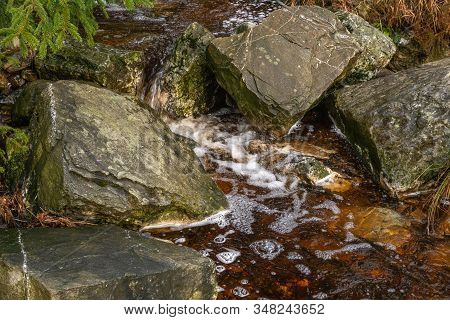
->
[1, 0, 447, 300]
[94, 0, 449, 300]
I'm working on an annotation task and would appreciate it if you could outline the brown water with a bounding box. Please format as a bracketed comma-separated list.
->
[99, 0, 448, 300]
[2, 0, 448, 299]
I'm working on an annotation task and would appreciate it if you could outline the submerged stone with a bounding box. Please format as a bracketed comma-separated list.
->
[35, 41, 145, 95]
[352, 207, 412, 251]
[330, 58, 450, 198]
[156, 23, 218, 118]
[23, 80, 227, 227]
[207, 6, 360, 136]
[0, 225, 217, 299]
[335, 11, 396, 83]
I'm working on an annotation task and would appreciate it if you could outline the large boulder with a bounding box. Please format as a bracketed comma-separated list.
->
[0, 225, 217, 299]
[35, 42, 145, 95]
[335, 11, 396, 83]
[207, 6, 360, 137]
[330, 58, 450, 198]
[23, 80, 227, 227]
[155, 23, 218, 118]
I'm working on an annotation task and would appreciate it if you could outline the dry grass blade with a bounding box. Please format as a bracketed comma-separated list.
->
[0, 189, 27, 226]
[426, 171, 449, 235]
[35, 212, 95, 228]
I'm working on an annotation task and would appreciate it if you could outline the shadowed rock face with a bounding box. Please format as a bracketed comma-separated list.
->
[0, 225, 217, 299]
[23, 80, 227, 227]
[330, 58, 450, 198]
[157, 22, 218, 118]
[35, 42, 145, 95]
[207, 6, 360, 137]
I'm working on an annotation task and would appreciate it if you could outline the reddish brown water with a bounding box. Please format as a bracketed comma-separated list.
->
[1, 0, 448, 299]
[98, 0, 448, 300]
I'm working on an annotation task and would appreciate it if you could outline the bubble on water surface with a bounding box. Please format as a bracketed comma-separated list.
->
[216, 265, 226, 273]
[233, 286, 249, 298]
[250, 239, 284, 260]
[216, 248, 241, 264]
[240, 279, 249, 285]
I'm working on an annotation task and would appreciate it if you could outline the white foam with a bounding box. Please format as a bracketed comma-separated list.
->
[287, 252, 304, 260]
[295, 264, 312, 276]
[315, 243, 373, 260]
[313, 200, 341, 214]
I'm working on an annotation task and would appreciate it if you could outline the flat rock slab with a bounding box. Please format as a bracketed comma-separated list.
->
[330, 58, 450, 197]
[208, 6, 360, 136]
[352, 207, 412, 251]
[0, 225, 217, 299]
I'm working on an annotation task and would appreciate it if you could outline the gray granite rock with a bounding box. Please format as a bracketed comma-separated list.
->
[23, 80, 227, 227]
[330, 58, 450, 198]
[0, 225, 217, 299]
[207, 6, 360, 137]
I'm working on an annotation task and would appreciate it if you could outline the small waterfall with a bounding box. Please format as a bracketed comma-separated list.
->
[17, 230, 31, 300]
[148, 69, 164, 110]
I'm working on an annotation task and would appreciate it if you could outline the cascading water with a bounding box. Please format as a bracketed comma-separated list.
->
[17, 230, 31, 300]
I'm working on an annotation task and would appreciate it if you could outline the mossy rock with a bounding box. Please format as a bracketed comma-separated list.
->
[157, 23, 217, 118]
[330, 58, 450, 198]
[23, 80, 227, 227]
[35, 41, 145, 95]
[0, 126, 29, 191]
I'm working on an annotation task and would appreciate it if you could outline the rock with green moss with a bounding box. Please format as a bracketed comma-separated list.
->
[330, 58, 450, 198]
[335, 11, 396, 83]
[0, 126, 29, 191]
[35, 42, 145, 95]
[0, 225, 217, 299]
[156, 23, 217, 118]
[207, 6, 360, 137]
[11, 80, 51, 125]
[24, 80, 227, 227]
[295, 157, 330, 185]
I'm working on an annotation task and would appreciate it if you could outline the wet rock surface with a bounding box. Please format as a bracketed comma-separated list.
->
[35, 42, 145, 95]
[0, 225, 217, 299]
[23, 80, 227, 227]
[207, 6, 360, 136]
[331, 58, 450, 198]
[335, 11, 396, 83]
[155, 22, 217, 118]
[351, 207, 412, 251]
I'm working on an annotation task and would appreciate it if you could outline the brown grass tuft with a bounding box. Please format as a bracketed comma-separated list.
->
[425, 170, 449, 235]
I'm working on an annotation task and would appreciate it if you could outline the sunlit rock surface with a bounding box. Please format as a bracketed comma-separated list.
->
[23, 80, 227, 227]
[330, 58, 450, 198]
[0, 226, 217, 299]
[335, 10, 396, 83]
[35, 42, 145, 95]
[207, 6, 360, 136]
